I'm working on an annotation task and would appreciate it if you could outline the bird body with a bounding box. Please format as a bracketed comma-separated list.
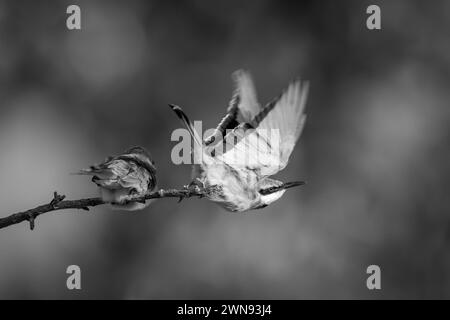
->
[75, 146, 157, 211]
[170, 70, 308, 212]
[201, 163, 261, 212]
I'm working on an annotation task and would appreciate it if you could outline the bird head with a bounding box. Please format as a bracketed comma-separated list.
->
[125, 146, 155, 166]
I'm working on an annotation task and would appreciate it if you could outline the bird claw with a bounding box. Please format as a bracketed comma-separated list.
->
[186, 178, 205, 190]
[178, 185, 191, 203]
[127, 189, 146, 204]
[178, 179, 204, 203]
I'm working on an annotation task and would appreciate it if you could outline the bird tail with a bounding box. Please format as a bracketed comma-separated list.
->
[168, 104, 203, 147]
[70, 162, 108, 175]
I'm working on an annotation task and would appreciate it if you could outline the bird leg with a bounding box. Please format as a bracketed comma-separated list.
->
[128, 189, 146, 204]
[179, 178, 205, 202]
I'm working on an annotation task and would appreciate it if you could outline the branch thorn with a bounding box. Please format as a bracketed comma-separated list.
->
[50, 191, 66, 209]
[27, 213, 35, 230]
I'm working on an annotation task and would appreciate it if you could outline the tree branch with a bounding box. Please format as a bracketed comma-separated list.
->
[0, 187, 209, 230]
[0, 181, 304, 231]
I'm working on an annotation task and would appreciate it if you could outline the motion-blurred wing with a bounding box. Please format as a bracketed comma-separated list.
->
[233, 70, 261, 122]
[204, 70, 260, 146]
[217, 79, 309, 176]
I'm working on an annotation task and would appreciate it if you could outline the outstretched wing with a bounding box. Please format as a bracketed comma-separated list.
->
[217, 79, 309, 177]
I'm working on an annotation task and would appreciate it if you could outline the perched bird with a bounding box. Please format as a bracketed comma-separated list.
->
[169, 70, 308, 212]
[75, 146, 157, 211]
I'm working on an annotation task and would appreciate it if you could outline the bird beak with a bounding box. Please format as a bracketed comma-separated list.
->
[282, 181, 306, 190]
[259, 180, 306, 195]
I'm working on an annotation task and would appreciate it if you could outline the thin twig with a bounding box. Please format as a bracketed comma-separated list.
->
[0, 181, 304, 231]
[0, 187, 208, 230]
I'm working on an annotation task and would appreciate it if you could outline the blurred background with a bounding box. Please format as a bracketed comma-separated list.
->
[0, 0, 449, 299]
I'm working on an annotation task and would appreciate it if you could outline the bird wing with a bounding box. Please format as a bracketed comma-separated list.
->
[233, 70, 261, 122]
[204, 70, 259, 147]
[80, 158, 149, 193]
[216, 79, 309, 177]
[116, 164, 150, 193]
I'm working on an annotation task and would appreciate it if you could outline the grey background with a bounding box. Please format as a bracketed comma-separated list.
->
[0, 0, 449, 299]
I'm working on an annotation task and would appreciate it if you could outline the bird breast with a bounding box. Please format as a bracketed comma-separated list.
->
[203, 163, 261, 212]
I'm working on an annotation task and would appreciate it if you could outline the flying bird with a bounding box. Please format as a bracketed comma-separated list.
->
[75, 146, 157, 211]
[169, 70, 308, 212]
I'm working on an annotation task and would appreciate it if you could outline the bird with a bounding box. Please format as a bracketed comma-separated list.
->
[74, 146, 157, 211]
[169, 70, 308, 212]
